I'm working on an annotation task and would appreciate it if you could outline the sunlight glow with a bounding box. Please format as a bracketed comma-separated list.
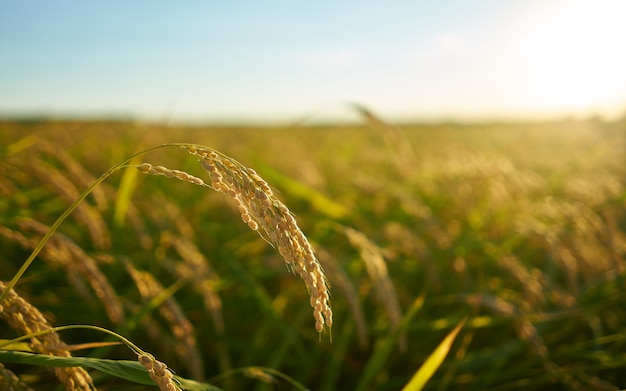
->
[515, 0, 626, 117]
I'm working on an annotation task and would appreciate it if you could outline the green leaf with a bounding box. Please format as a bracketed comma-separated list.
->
[355, 293, 426, 391]
[113, 156, 142, 226]
[401, 317, 467, 391]
[0, 340, 33, 352]
[260, 165, 351, 220]
[0, 350, 221, 391]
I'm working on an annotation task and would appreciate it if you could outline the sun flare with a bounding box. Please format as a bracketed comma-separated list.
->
[515, 0, 626, 116]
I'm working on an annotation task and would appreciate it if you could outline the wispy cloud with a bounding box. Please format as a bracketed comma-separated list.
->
[295, 49, 360, 69]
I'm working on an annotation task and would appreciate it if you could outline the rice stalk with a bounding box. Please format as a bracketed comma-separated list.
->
[138, 353, 182, 391]
[183, 145, 332, 333]
[122, 300, 175, 358]
[0, 281, 95, 390]
[343, 226, 404, 351]
[470, 294, 548, 361]
[134, 154, 333, 331]
[35, 139, 109, 212]
[159, 194, 197, 239]
[25, 157, 110, 250]
[0, 218, 125, 325]
[125, 262, 204, 381]
[0, 324, 185, 391]
[468, 294, 617, 390]
[2, 142, 331, 335]
[165, 237, 232, 383]
[350, 103, 415, 174]
[533, 199, 615, 282]
[170, 237, 224, 334]
[0, 162, 17, 199]
[134, 157, 332, 332]
[499, 255, 576, 310]
[124, 200, 155, 251]
[316, 248, 368, 349]
[0, 143, 174, 304]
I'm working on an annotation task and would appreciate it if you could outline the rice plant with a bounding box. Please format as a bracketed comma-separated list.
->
[1, 116, 625, 390]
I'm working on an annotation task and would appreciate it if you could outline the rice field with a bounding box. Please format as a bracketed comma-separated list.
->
[0, 115, 625, 390]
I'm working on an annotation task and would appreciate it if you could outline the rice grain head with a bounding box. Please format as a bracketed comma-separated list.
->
[136, 163, 206, 187]
[138, 353, 182, 391]
[36, 139, 109, 211]
[26, 157, 110, 250]
[343, 226, 403, 350]
[182, 145, 332, 332]
[0, 281, 95, 390]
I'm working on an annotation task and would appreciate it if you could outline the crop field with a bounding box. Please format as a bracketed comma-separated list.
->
[0, 116, 625, 390]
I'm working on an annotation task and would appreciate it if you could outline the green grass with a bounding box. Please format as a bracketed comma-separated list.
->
[0, 116, 625, 390]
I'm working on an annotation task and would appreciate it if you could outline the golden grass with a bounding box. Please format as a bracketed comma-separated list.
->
[1, 117, 624, 390]
[183, 145, 332, 333]
[0, 218, 125, 325]
[24, 156, 110, 250]
[1, 135, 335, 388]
[0, 282, 95, 390]
[138, 352, 182, 391]
[343, 226, 404, 350]
[125, 262, 204, 381]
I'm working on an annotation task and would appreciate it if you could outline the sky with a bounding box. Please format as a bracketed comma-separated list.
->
[1, 0, 626, 123]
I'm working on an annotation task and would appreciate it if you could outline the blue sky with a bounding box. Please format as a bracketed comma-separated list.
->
[1, 0, 625, 123]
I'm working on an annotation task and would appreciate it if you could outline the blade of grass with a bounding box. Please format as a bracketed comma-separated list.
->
[0, 350, 220, 391]
[355, 292, 426, 391]
[0, 341, 32, 352]
[259, 165, 350, 220]
[113, 155, 142, 226]
[0, 143, 180, 303]
[4, 134, 39, 156]
[402, 317, 467, 391]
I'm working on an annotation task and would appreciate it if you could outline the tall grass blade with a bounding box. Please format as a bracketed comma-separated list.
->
[113, 155, 142, 226]
[260, 165, 350, 219]
[0, 350, 220, 390]
[0, 143, 171, 303]
[355, 293, 425, 391]
[401, 317, 467, 391]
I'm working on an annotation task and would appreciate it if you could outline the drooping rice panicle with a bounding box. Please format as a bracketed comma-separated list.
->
[36, 139, 109, 212]
[136, 162, 207, 187]
[0, 282, 95, 390]
[0, 218, 125, 325]
[25, 157, 110, 250]
[343, 226, 403, 350]
[138, 353, 182, 391]
[182, 145, 332, 332]
[125, 263, 204, 381]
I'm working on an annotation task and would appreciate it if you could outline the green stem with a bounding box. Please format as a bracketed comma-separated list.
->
[0, 324, 144, 356]
[0, 143, 194, 304]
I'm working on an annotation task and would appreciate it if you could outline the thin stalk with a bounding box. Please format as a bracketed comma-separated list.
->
[0, 324, 144, 356]
[0, 143, 192, 304]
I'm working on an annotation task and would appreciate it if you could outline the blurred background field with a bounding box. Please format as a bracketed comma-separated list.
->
[1, 116, 625, 390]
[3, 2, 626, 388]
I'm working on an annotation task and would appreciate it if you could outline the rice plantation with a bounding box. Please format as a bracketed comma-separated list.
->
[1, 115, 625, 390]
